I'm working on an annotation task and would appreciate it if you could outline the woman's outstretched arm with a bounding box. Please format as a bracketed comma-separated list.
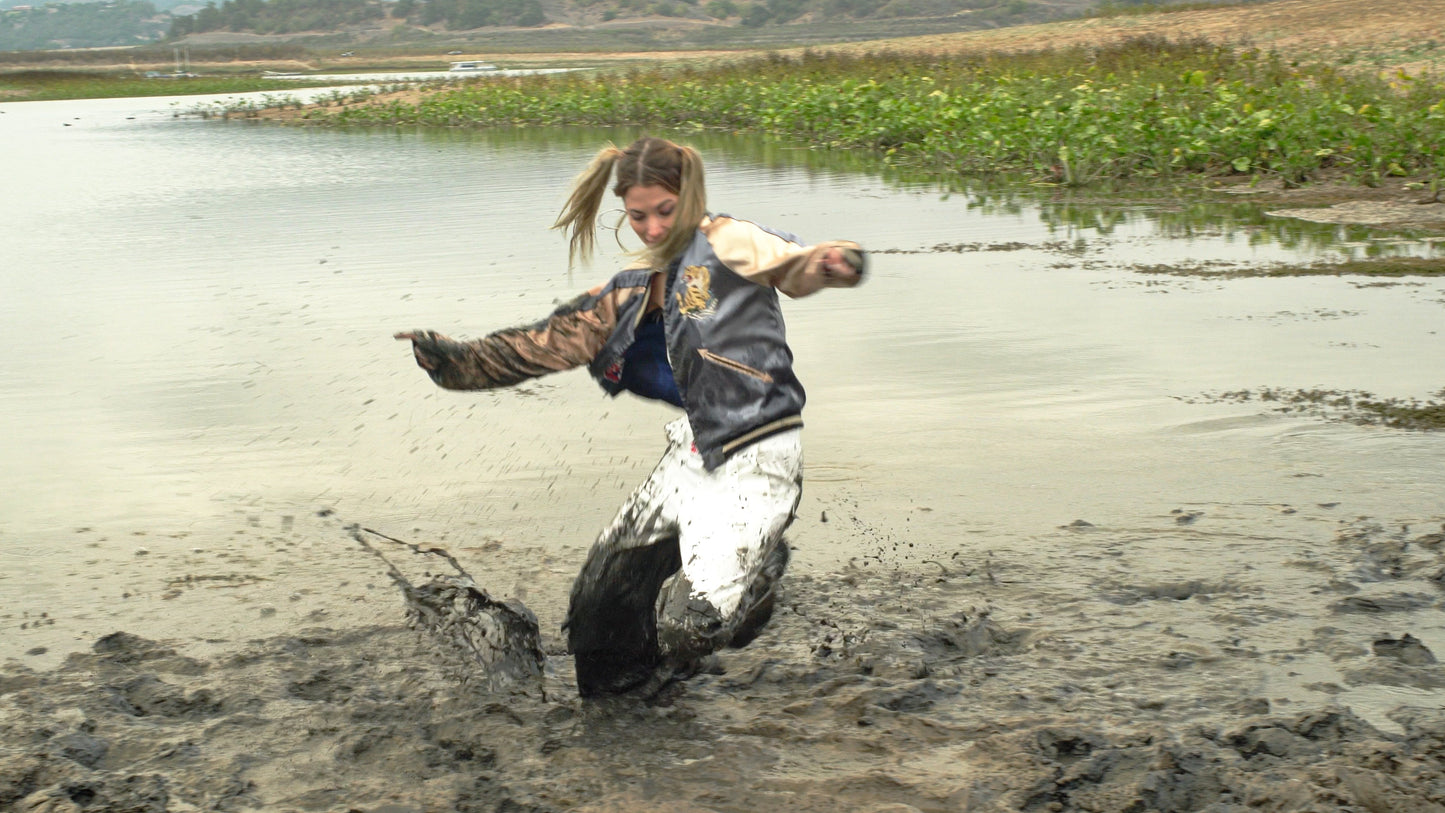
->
[395, 277, 644, 391]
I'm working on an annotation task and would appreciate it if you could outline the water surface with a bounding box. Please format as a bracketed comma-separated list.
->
[2, 94, 1443, 732]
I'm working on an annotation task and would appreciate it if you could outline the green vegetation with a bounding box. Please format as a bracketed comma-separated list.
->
[1134, 257, 1445, 277]
[164, 0, 550, 37]
[0, 41, 308, 66]
[0, 1, 166, 50]
[185, 81, 416, 114]
[1088, 0, 1267, 19]
[0, 68, 361, 100]
[1201, 388, 1445, 430]
[275, 37, 1445, 189]
[169, 0, 388, 36]
[403, 0, 545, 28]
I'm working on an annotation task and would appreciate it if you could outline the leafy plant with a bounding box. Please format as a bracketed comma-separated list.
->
[259, 37, 1445, 188]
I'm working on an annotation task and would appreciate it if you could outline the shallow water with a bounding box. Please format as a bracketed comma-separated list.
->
[261, 68, 578, 82]
[2, 93, 1445, 803]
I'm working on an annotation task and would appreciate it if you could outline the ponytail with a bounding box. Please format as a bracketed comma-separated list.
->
[552, 143, 623, 267]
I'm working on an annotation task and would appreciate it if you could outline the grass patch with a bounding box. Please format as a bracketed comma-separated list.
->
[1134, 256, 1445, 277]
[252, 36, 1445, 190]
[1087, 0, 1273, 20]
[0, 69, 365, 101]
[1196, 388, 1445, 431]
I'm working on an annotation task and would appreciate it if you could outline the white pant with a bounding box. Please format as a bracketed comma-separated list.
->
[625, 418, 802, 617]
[565, 418, 802, 695]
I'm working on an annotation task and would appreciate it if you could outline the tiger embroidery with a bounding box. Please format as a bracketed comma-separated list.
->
[675, 264, 716, 319]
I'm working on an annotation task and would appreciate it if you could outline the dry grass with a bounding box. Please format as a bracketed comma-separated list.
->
[821, 0, 1445, 75]
[418, 0, 1445, 76]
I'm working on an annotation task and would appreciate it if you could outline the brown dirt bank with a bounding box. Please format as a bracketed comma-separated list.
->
[1146, 176, 1445, 231]
[1204, 174, 1445, 231]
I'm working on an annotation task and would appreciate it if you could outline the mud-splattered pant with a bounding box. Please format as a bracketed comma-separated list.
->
[566, 417, 802, 697]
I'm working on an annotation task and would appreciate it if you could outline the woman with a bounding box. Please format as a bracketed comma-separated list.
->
[397, 136, 865, 697]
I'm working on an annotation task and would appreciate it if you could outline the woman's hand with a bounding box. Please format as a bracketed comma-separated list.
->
[394, 331, 439, 371]
[820, 246, 865, 286]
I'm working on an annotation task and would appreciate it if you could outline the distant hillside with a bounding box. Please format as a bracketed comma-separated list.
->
[837, 0, 1445, 76]
[0, 0, 168, 49]
[0, 0, 1268, 53]
[164, 0, 1078, 40]
[167, 0, 1252, 44]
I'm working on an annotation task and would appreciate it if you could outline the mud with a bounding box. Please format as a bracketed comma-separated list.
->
[5, 511, 1445, 813]
[351, 526, 547, 694]
[1267, 200, 1445, 232]
[1186, 388, 1445, 431]
[873, 241, 1081, 255]
[1131, 257, 1445, 279]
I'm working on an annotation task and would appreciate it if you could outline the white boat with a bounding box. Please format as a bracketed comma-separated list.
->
[449, 61, 498, 73]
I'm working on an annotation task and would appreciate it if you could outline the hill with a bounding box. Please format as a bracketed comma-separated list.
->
[840, 0, 1445, 76]
[0, 0, 1270, 54]
[171, 0, 1441, 77]
[165, 0, 1211, 47]
[3, 0, 1439, 79]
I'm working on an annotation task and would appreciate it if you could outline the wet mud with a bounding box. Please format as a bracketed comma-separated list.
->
[351, 526, 547, 694]
[1185, 388, 1445, 431]
[1266, 200, 1445, 232]
[1130, 257, 1445, 279]
[5, 512, 1445, 813]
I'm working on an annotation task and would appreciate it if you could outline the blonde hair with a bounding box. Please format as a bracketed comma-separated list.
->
[552, 136, 707, 270]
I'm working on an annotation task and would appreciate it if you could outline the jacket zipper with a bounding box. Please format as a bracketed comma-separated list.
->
[697, 349, 773, 382]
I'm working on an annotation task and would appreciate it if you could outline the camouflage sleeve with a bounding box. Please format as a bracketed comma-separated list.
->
[407, 285, 627, 391]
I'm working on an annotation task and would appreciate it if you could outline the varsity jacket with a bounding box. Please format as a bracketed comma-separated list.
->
[409, 215, 865, 470]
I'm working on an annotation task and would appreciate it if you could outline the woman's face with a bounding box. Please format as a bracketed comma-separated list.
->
[623, 184, 678, 247]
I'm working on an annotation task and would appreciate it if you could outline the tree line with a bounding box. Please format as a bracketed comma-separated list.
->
[165, 0, 1054, 37]
[1, 1, 168, 50]
[167, 0, 547, 36]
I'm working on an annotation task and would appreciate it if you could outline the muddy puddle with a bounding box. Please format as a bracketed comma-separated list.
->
[3, 103, 1445, 810]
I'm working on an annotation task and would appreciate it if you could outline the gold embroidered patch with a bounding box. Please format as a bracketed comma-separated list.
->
[675, 264, 716, 318]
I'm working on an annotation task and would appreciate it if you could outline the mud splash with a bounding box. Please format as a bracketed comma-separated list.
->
[350, 525, 546, 694]
[4, 514, 1445, 812]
